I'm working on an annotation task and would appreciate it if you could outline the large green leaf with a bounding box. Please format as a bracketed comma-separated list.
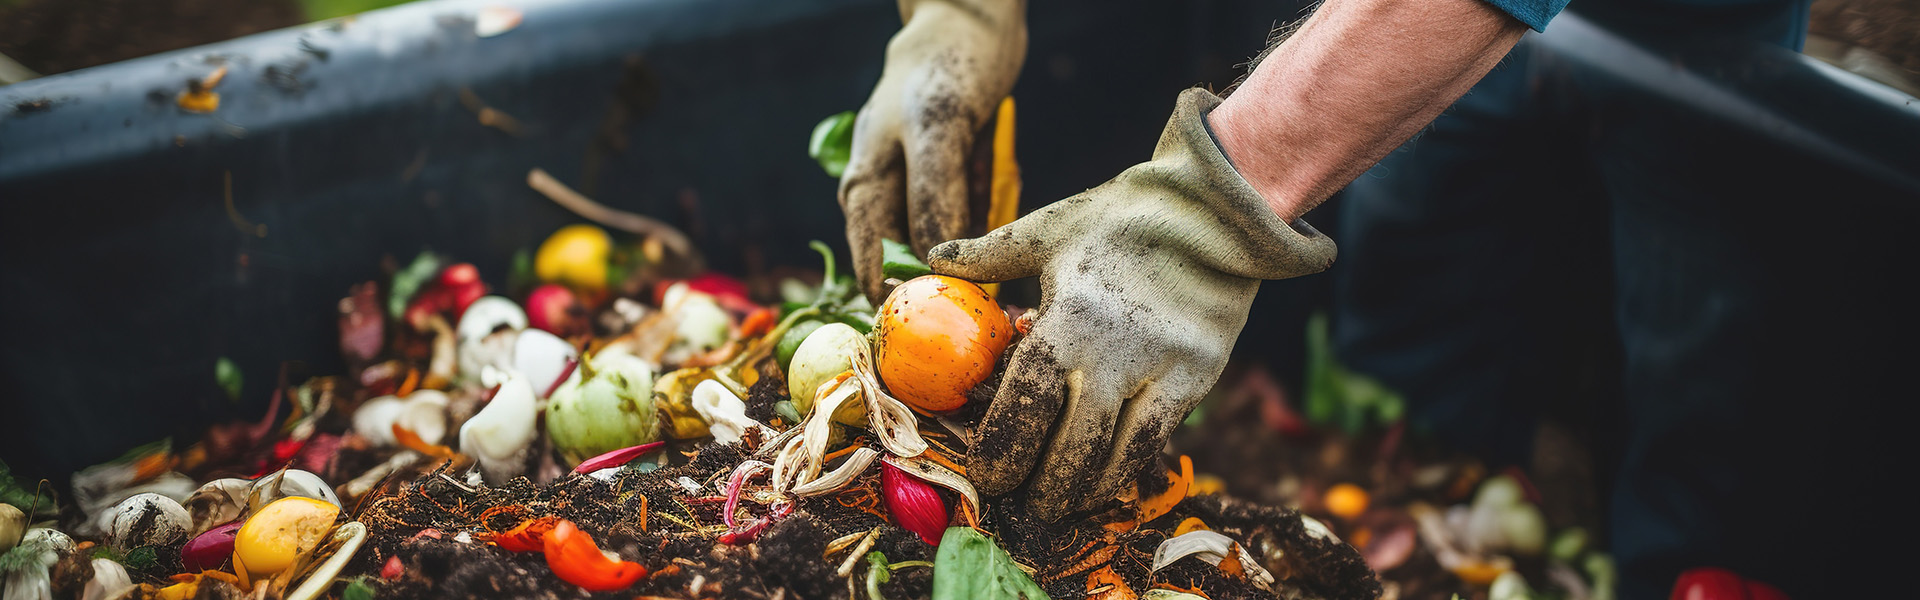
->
[932, 527, 1048, 600]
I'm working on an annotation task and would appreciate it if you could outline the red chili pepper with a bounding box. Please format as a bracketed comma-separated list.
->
[1671, 567, 1791, 600]
[494, 516, 560, 553]
[543, 520, 646, 592]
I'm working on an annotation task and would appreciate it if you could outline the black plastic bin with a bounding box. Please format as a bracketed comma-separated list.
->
[2, 0, 1916, 490]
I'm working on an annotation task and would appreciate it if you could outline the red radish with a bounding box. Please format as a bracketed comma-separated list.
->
[382, 555, 405, 580]
[881, 460, 949, 545]
[182, 522, 241, 572]
[526, 284, 582, 335]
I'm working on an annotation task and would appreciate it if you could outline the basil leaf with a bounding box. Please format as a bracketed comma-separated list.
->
[809, 111, 857, 178]
[882, 238, 932, 281]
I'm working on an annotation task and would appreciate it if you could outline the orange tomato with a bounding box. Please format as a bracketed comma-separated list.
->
[1324, 483, 1371, 520]
[876, 275, 1012, 413]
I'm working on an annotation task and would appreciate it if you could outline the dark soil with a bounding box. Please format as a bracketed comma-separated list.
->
[326, 430, 1378, 600]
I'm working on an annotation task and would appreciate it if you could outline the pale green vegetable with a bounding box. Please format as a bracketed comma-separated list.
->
[931, 527, 1046, 600]
[1488, 571, 1533, 600]
[1549, 527, 1588, 563]
[546, 349, 659, 465]
[663, 284, 732, 365]
[785, 323, 866, 419]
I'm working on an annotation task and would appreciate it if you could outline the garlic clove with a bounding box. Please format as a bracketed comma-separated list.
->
[352, 396, 408, 446]
[460, 374, 540, 484]
[690, 379, 774, 445]
[513, 329, 578, 398]
[80, 559, 132, 600]
[109, 493, 190, 551]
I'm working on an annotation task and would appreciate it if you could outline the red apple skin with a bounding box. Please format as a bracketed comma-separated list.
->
[1671, 568, 1759, 600]
[439, 263, 480, 288]
[449, 280, 487, 318]
[526, 284, 581, 335]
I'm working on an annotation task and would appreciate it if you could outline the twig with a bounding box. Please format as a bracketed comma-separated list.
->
[527, 167, 701, 268]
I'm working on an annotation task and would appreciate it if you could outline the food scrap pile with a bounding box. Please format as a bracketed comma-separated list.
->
[0, 221, 1378, 600]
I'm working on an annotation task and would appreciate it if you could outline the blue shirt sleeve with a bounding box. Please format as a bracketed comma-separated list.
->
[1482, 0, 1570, 31]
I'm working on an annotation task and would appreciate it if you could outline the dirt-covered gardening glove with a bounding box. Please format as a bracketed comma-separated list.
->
[929, 88, 1338, 521]
[840, 0, 1026, 302]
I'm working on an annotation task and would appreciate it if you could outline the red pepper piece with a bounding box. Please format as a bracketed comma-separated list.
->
[544, 520, 646, 591]
[495, 516, 560, 553]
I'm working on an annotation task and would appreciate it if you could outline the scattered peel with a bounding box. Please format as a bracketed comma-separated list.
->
[1086, 564, 1138, 600]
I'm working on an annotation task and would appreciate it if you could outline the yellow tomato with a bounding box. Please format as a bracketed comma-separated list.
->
[535, 224, 612, 291]
[233, 497, 339, 579]
[876, 276, 1012, 413]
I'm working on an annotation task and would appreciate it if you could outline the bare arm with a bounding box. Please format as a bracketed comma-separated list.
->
[1209, 0, 1528, 222]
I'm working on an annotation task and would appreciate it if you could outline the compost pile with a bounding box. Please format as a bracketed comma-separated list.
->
[0, 224, 1379, 600]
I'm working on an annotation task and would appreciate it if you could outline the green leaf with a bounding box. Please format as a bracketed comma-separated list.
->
[864, 551, 892, 600]
[881, 238, 932, 281]
[342, 576, 378, 600]
[215, 357, 243, 404]
[932, 527, 1047, 600]
[388, 252, 442, 319]
[123, 546, 158, 569]
[0, 460, 54, 516]
[506, 248, 536, 298]
[809, 111, 857, 178]
[1302, 312, 1406, 433]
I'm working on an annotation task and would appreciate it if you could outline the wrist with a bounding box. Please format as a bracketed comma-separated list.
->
[1205, 100, 1316, 222]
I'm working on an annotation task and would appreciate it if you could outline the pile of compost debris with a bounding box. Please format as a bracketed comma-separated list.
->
[0, 226, 1379, 600]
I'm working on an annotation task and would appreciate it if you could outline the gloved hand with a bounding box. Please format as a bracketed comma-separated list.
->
[929, 88, 1338, 521]
[840, 0, 1026, 302]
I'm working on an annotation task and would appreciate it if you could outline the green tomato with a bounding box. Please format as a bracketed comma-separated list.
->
[775, 319, 826, 374]
[545, 349, 658, 465]
[786, 323, 865, 421]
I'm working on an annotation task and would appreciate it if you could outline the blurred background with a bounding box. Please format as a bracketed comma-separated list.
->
[2, 0, 1915, 598]
[3, 0, 1914, 91]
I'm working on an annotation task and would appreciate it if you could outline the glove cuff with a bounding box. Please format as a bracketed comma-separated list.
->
[1148, 88, 1338, 281]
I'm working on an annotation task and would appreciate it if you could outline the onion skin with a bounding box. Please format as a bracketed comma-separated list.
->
[876, 276, 1011, 413]
[882, 460, 949, 545]
[182, 522, 241, 572]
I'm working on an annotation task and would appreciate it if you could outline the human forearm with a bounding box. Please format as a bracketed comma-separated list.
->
[1209, 0, 1526, 221]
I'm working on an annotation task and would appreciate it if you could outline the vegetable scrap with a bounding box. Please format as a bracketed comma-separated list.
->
[0, 225, 1379, 599]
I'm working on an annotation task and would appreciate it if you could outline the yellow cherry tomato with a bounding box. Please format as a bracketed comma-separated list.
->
[233, 497, 339, 579]
[1324, 483, 1370, 520]
[535, 224, 612, 291]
